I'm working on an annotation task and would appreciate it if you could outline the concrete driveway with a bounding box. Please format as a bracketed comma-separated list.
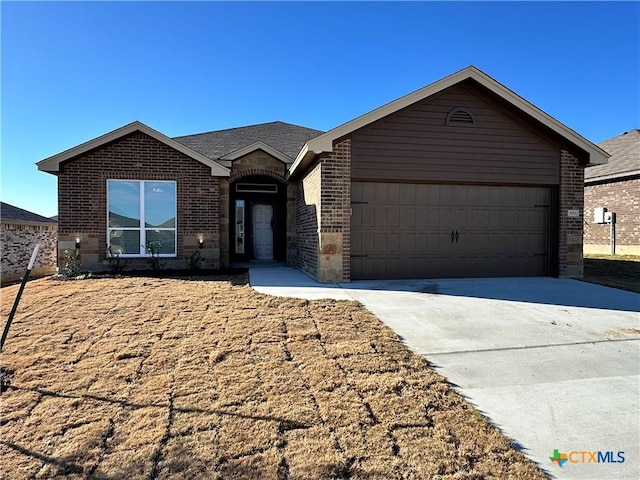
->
[250, 266, 640, 480]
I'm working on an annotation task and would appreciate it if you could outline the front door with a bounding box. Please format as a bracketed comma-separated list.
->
[253, 204, 274, 260]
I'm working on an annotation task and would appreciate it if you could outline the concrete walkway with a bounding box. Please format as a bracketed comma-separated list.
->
[250, 265, 640, 480]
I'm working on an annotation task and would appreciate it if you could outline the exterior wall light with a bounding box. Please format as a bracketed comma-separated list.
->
[75, 237, 81, 249]
[199, 236, 204, 249]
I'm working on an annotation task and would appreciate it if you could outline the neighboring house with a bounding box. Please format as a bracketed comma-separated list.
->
[584, 129, 640, 255]
[37, 66, 609, 282]
[0, 202, 58, 285]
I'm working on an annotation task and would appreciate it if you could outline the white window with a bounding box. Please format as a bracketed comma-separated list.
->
[107, 180, 177, 256]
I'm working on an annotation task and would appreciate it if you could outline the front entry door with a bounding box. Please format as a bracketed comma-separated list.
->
[253, 204, 274, 260]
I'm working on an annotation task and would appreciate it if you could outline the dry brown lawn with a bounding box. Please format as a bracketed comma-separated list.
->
[1, 275, 546, 479]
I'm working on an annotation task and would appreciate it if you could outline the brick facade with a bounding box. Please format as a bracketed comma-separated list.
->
[1, 225, 58, 285]
[57, 132, 221, 272]
[286, 182, 297, 266]
[584, 178, 640, 255]
[219, 179, 230, 267]
[317, 139, 351, 282]
[558, 150, 584, 278]
[295, 161, 321, 279]
[294, 139, 352, 283]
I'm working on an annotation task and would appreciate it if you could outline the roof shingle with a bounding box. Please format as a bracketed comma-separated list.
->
[173, 121, 324, 162]
[586, 129, 640, 183]
[1, 202, 57, 224]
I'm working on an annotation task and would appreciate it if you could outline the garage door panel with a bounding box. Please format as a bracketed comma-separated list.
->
[389, 208, 400, 227]
[363, 208, 375, 227]
[375, 208, 387, 228]
[351, 182, 550, 280]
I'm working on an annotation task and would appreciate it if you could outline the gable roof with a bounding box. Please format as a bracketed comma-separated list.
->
[289, 65, 610, 177]
[37, 121, 230, 177]
[585, 129, 640, 183]
[174, 121, 324, 163]
[1, 202, 57, 225]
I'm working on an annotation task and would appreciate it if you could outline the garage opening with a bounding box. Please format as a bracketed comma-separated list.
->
[351, 183, 552, 280]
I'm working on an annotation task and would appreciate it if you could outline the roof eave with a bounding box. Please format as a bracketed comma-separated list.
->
[0, 219, 57, 227]
[585, 170, 640, 184]
[36, 121, 230, 177]
[288, 144, 324, 178]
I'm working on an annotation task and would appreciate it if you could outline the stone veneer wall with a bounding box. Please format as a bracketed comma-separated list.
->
[584, 178, 640, 255]
[558, 150, 585, 278]
[57, 131, 222, 272]
[1, 226, 58, 284]
[231, 151, 286, 178]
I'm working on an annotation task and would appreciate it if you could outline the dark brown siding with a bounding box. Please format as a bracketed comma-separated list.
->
[352, 83, 560, 185]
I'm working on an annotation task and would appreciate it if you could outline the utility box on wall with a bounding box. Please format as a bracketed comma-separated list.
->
[594, 207, 608, 224]
[604, 211, 616, 224]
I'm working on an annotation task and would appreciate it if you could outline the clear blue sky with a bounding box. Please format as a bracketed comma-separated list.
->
[2, 1, 639, 218]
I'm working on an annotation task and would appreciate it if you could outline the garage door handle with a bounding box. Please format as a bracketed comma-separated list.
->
[451, 230, 455, 243]
[455, 230, 459, 243]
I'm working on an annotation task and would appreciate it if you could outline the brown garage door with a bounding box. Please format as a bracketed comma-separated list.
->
[351, 183, 550, 279]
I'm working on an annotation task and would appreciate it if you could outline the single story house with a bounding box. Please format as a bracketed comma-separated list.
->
[0, 202, 58, 285]
[584, 129, 640, 255]
[37, 66, 609, 282]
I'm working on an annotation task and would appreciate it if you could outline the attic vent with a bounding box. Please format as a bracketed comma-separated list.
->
[446, 107, 476, 127]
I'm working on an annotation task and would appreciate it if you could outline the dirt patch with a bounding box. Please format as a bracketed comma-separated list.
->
[0, 276, 546, 479]
[1, 367, 15, 393]
[583, 255, 640, 293]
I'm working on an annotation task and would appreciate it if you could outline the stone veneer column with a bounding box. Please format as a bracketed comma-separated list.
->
[318, 139, 351, 283]
[559, 150, 584, 278]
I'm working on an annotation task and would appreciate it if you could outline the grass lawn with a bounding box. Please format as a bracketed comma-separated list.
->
[583, 255, 640, 293]
[0, 275, 546, 479]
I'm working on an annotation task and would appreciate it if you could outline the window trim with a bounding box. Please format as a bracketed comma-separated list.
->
[107, 179, 177, 257]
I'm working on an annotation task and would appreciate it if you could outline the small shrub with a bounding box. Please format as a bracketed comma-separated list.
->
[143, 241, 165, 271]
[188, 250, 204, 270]
[106, 246, 127, 274]
[62, 249, 83, 277]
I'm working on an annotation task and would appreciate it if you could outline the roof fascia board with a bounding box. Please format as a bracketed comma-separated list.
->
[290, 66, 608, 177]
[585, 170, 640, 184]
[1, 219, 57, 227]
[288, 144, 315, 178]
[37, 121, 230, 177]
[220, 141, 292, 163]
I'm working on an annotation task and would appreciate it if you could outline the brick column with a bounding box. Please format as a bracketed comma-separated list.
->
[286, 182, 297, 266]
[559, 150, 584, 278]
[318, 139, 351, 282]
[219, 179, 230, 267]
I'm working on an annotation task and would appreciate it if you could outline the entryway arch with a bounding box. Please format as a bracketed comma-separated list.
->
[230, 174, 287, 262]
